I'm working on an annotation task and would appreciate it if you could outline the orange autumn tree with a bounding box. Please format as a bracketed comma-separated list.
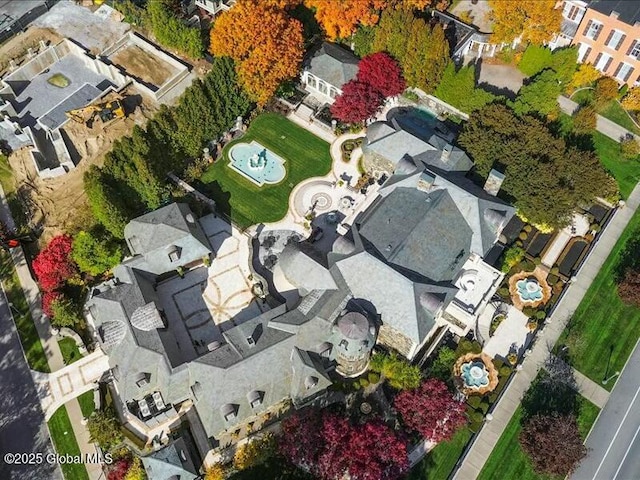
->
[304, 0, 447, 41]
[209, 0, 303, 105]
[489, 0, 562, 45]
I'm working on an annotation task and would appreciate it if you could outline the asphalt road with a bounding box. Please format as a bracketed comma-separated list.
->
[571, 339, 640, 480]
[0, 287, 61, 480]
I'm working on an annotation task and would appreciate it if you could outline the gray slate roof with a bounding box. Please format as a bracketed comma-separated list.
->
[124, 203, 211, 275]
[358, 187, 473, 282]
[141, 438, 198, 480]
[306, 42, 359, 89]
[364, 120, 473, 173]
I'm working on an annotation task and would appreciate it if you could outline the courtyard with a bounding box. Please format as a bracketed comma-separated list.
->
[156, 215, 269, 358]
[200, 113, 333, 229]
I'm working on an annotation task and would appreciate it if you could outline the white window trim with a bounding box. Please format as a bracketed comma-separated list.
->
[577, 43, 591, 62]
[586, 21, 603, 40]
[596, 53, 612, 72]
[630, 41, 640, 60]
[617, 62, 633, 81]
[608, 29, 624, 48]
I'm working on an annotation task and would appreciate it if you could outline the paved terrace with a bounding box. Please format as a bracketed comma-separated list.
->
[452, 184, 640, 479]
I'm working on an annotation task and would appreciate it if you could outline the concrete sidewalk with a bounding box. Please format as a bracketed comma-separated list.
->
[572, 367, 610, 409]
[453, 184, 640, 480]
[557, 95, 640, 143]
[0, 185, 103, 480]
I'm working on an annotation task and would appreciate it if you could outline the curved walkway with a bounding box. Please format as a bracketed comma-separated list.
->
[452, 184, 640, 479]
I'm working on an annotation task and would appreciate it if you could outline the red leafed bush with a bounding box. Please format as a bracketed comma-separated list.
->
[41, 290, 62, 317]
[107, 458, 131, 480]
[32, 235, 76, 291]
[357, 52, 406, 98]
[330, 80, 383, 124]
[394, 378, 467, 442]
[279, 410, 409, 480]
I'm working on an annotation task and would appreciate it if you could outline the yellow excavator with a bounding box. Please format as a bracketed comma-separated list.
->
[65, 97, 127, 128]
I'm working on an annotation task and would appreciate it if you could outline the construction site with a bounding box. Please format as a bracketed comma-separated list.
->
[0, 2, 197, 243]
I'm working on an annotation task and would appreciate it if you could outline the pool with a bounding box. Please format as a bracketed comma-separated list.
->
[228, 141, 286, 186]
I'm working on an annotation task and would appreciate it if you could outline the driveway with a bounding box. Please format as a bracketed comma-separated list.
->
[0, 288, 61, 480]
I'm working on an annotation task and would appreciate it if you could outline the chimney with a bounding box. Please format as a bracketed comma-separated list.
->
[417, 170, 436, 192]
[610, 10, 619, 19]
[484, 169, 505, 196]
[441, 143, 453, 163]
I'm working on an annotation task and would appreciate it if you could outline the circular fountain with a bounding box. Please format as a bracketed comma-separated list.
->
[453, 352, 499, 396]
[516, 277, 543, 302]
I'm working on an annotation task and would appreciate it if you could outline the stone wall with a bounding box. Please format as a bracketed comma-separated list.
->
[377, 324, 415, 359]
[362, 148, 395, 175]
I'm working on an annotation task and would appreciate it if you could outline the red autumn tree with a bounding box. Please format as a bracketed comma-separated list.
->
[42, 290, 62, 318]
[107, 458, 132, 480]
[279, 410, 409, 480]
[278, 408, 324, 469]
[394, 378, 467, 442]
[32, 235, 77, 291]
[519, 413, 587, 476]
[318, 414, 409, 480]
[330, 80, 383, 123]
[618, 269, 640, 307]
[357, 52, 406, 98]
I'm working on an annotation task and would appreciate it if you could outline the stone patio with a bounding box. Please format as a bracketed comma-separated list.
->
[483, 305, 531, 359]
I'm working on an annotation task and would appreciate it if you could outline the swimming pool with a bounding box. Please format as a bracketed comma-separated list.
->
[228, 141, 286, 186]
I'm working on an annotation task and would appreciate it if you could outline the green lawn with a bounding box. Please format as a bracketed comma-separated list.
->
[48, 406, 89, 480]
[592, 131, 640, 199]
[556, 207, 640, 390]
[407, 428, 473, 480]
[478, 396, 599, 480]
[571, 90, 640, 135]
[78, 390, 95, 419]
[199, 113, 332, 229]
[58, 337, 82, 365]
[0, 251, 49, 372]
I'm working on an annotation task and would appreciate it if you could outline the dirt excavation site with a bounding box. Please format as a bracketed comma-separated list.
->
[7, 90, 157, 244]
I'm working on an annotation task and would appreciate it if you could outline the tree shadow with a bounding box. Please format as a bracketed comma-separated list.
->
[521, 371, 578, 422]
[613, 232, 640, 281]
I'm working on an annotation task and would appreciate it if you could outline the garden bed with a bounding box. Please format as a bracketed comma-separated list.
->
[558, 239, 588, 277]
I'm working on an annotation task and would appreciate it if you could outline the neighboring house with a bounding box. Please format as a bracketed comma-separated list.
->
[552, 0, 640, 86]
[193, 0, 235, 17]
[301, 42, 359, 105]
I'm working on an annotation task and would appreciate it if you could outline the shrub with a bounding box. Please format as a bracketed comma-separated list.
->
[368, 372, 380, 384]
[534, 256, 542, 265]
[498, 287, 510, 297]
[33, 235, 77, 291]
[621, 86, 640, 111]
[594, 77, 620, 107]
[87, 408, 123, 450]
[359, 378, 370, 388]
[573, 104, 597, 133]
[590, 223, 602, 232]
[569, 64, 600, 90]
[523, 306, 536, 317]
[547, 274, 559, 285]
[523, 225, 533, 232]
[50, 296, 84, 328]
[468, 410, 484, 424]
[551, 266, 560, 275]
[535, 310, 547, 320]
[467, 395, 482, 409]
[501, 245, 525, 273]
[455, 338, 482, 357]
[493, 358, 505, 370]
[499, 365, 513, 378]
[519, 231, 528, 240]
[621, 134, 640, 159]
[233, 433, 276, 471]
[147, 1, 203, 58]
[369, 352, 422, 390]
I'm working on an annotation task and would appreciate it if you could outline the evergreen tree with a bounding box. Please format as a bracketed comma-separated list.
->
[84, 167, 134, 238]
[72, 228, 123, 277]
[512, 69, 562, 117]
[434, 63, 497, 113]
[372, 8, 414, 62]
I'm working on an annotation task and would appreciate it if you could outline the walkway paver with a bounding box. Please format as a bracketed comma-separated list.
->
[572, 367, 610, 409]
[558, 95, 640, 143]
[453, 184, 640, 480]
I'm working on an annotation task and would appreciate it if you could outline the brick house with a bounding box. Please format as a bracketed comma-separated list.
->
[553, 0, 640, 86]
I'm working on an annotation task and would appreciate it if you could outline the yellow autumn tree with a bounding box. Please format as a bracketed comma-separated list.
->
[204, 464, 226, 480]
[304, 0, 445, 41]
[233, 433, 277, 471]
[209, 0, 304, 105]
[622, 87, 640, 111]
[568, 63, 602, 91]
[489, 0, 562, 45]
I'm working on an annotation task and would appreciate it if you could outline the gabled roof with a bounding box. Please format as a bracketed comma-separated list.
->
[306, 42, 359, 89]
[141, 438, 198, 480]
